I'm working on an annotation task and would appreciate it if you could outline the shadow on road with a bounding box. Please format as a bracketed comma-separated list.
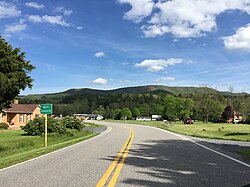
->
[100, 139, 250, 187]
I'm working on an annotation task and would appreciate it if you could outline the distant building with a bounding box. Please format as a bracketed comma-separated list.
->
[234, 114, 243, 123]
[73, 114, 104, 120]
[1, 100, 40, 130]
[151, 115, 162, 121]
[136, 117, 151, 121]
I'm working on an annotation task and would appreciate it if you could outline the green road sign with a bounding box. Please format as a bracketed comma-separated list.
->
[40, 104, 53, 114]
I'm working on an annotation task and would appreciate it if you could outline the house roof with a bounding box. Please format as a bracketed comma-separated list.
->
[4, 104, 40, 114]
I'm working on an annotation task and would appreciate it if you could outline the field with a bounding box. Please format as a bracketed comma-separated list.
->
[0, 127, 98, 169]
[107, 120, 250, 142]
[106, 120, 250, 160]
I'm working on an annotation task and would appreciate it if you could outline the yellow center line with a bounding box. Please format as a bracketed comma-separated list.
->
[96, 127, 134, 187]
[108, 129, 134, 187]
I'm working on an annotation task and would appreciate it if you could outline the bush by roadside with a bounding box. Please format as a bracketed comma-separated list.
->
[61, 117, 82, 131]
[21, 117, 83, 136]
[0, 123, 9, 129]
[21, 117, 67, 136]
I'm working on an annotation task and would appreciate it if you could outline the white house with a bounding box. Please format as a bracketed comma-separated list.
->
[151, 115, 162, 121]
[136, 117, 151, 121]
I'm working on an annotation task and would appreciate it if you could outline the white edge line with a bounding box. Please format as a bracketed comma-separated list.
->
[155, 127, 250, 168]
[0, 126, 112, 172]
[105, 122, 250, 168]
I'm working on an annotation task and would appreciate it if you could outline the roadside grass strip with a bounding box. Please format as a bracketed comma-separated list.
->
[96, 127, 134, 187]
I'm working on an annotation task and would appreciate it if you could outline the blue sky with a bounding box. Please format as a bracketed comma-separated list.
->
[1, 0, 250, 94]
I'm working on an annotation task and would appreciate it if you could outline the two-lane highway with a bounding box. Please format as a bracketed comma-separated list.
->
[0, 121, 249, 187]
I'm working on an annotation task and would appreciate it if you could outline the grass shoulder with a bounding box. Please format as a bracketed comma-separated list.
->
[0, 123, 104, 169]
[106, 120, 250, 142]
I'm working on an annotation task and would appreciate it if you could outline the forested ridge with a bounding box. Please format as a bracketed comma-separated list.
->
[19, 85, 250, 123]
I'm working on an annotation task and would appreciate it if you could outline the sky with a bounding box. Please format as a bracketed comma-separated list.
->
[1, 0, 250, 94]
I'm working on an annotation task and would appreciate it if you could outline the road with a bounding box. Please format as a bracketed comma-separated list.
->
[0, 121, 249, 187]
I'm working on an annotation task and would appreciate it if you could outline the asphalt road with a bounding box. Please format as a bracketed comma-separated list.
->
[0, 121, 249, 187]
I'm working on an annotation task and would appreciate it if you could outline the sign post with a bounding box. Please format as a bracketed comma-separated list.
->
[40, 104, 53, 148]
[45, 114, 48, 147]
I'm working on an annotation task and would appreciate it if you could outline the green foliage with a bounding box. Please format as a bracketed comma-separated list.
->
[162, 96, 177, 121]
[22, 117, 66, 136]
[103, 106, 115, 119]
[0, 127, 96, 169]
[93, 105, 105, 116]
[109, 109, 116, 120]
[139, 103, 151, 117]
[0, 122, 9, 129]
[120, 108, 132, 120]
[0, 37, 35, 111]
[194, 94, 223, 123]
[132, 108, 141, 119]
[244, 114, 250, 124]
[19, 85, 250, 122]
[162, 96, 194, 121]
[150, 104, 163, 115]
[61, 117, 82, 131]
[114, 109, 122, 120]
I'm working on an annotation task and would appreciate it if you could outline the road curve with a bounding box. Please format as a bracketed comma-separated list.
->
[0, 121, 249, 187]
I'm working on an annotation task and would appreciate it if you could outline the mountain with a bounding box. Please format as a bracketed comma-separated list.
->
[23, 85, 222, 100]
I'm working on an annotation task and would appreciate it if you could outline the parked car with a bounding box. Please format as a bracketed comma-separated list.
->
[184, 118, 193, 124]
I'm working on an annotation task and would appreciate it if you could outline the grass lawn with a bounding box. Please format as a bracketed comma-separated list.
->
[0, 125, 100, 169]
[106, 120, 250, 142]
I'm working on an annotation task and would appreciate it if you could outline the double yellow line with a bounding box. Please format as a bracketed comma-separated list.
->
[96, 127, 134, 187]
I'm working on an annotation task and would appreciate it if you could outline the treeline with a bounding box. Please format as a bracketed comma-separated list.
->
[20, 92, 250, 123]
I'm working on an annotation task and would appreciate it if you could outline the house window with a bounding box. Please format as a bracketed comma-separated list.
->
[26, 115, 31, 122]
[19, 114, 24, 123]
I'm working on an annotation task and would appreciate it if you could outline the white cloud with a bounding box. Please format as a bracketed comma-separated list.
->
[94, 51, 105, 58]
[46, 64, 56, 71]
[118, 0, 155, 23]
[25, 2, 44, 9]
[0, 1, 21, 19]
[92, 78, 108, 85]
[156, 76, 176, 82]
[119, 80, 131, 84]
[4, 21, 27, 33]
[54, 7, 73, 16]
[119, 0, 250, 38]
[223, 23, 250, 51]
[135, 58, 183, 72]
[76, 26, 83, 30]
[28, 15, 70, 27]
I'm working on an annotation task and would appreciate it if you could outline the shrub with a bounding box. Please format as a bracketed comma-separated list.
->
[61, 117, 82, 131]
[47, 118, 67, 134]
[0, 122, 9, 129]
[244, 114, 250, 124]
[21, 117, 44, 136]
[22, 117, 67, 136]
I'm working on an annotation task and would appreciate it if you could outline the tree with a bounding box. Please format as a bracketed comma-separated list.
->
[114, 109, 121, 120]
[139, 103, 151, 117]
[0, 37, 35, 111]
[162, 96, 194, 122]
[109, 109, 116, 120]
[221, 106, 234, 124]
[150, 104, 163, 115]
[93, 105, 105, 116]
[120, 108, 132, 120]
[162, 96, 177, 121]
[177, 97, 194, 121]
[195, 94, 223, 123]
[131, 108, 140, 119]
